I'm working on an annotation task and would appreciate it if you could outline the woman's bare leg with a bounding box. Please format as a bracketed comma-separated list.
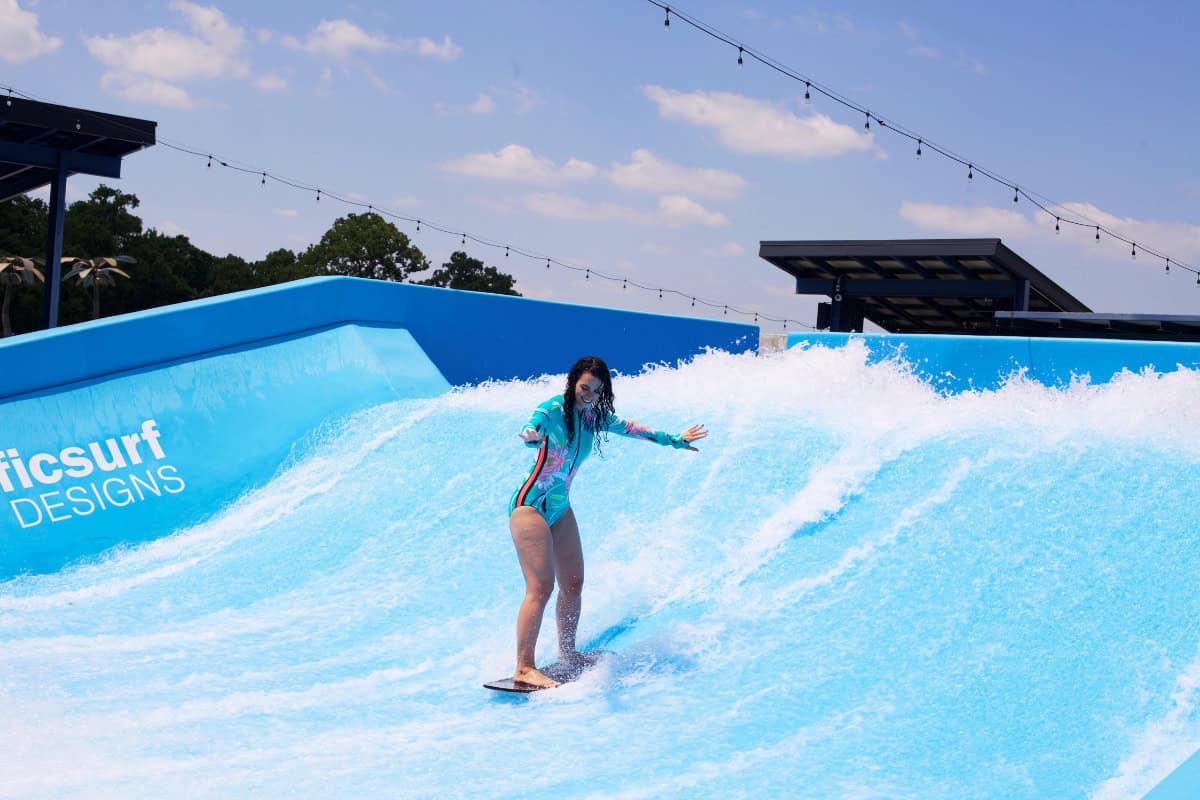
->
[551, 508, 593, 664]
[510, 506, 559, 687]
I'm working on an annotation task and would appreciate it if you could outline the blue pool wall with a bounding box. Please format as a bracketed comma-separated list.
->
[0, 277, 756, 579]
[787, 330, 1200, 391]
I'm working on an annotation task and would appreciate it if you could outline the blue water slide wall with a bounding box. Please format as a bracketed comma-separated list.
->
[787, 330, 1200, 391]
[0, 277, 756, 579]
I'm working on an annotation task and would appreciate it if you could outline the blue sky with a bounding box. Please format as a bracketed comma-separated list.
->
[3, 0, 1199, 330]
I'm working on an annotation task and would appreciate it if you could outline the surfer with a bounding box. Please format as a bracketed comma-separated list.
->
[507, 355, 707, 688]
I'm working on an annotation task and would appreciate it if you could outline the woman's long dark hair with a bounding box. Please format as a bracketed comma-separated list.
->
[563, 355, 615, 451]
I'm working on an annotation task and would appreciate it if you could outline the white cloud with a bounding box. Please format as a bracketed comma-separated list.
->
[256, 72, 286, 92]
[155, 221, 191, 238]
[608, 149, 746, 199]
[281, 21, 460, 61]
[644, 85, 875, 159]
[523, 193, 729, 228]
[273, 208, 299, 218]
[100, 73, 193, 109]
[640, 242, 672, 256]
[1046, 202, 1200, 261]
[899, 201, 1034, 237]
[283, 19, 391, 58]
[899, 200, 1200, 263]
[469, 93, 496, 114]
[515, 86, 540, 114]
[657, 194, 730, 227]
[705, 242, 746, 257]
[0, 0, 61, 63]
[316, 67, 333, 95]
[414, 35, 461, 61]
[443, 145, 596, 185]
[86, 1, 248, 108]
[363, 67, 391, 94]
[435, 93, 495, 115]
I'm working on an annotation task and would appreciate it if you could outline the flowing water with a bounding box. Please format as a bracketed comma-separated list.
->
[3, 341, 1199, 799]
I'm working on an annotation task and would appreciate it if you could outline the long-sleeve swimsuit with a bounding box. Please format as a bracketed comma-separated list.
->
[509, 395, 689, 526]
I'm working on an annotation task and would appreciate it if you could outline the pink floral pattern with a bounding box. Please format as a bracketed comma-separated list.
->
[535, 444, 569, 489]
[622, 419, 653, 439]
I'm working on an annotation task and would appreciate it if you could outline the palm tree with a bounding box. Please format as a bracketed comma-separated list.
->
[62, 256, 135, 320]
[0, 257, 44, 337]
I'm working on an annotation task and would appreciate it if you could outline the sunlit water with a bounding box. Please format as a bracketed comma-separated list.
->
[3, 341, 1200, 799]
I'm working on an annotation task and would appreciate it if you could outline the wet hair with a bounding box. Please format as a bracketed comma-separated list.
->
[562, 355, 615, 453]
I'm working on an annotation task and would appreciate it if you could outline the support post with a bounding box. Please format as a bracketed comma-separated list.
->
[40, 156, 67, 330]
[1012, 279, 1030, 312]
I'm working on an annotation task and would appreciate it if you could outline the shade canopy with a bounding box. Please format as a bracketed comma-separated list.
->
[760, 238, 1091, 334]
[0, 96, 156, 201]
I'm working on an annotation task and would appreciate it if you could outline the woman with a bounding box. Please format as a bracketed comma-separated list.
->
[508, 355, 707, 688]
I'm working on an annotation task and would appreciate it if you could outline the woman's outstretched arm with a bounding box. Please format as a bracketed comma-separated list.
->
[605, 414, 708, 451]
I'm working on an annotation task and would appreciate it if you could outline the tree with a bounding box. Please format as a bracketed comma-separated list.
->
[300, 212, 429, 282]
[62, 256, 135, 319]
[0, 257, 43, 337]
[0, 195, 48, 256]
[64, 186, 143, 256]
[419, 251, 521, 296]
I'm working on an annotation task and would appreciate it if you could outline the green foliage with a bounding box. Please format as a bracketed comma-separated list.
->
[0, 195, 48, 255]
[64, 186, 143, 256]
[0, 186, 451, 335]
[299, 212, 429, 282]
[419, 251, 521, 296]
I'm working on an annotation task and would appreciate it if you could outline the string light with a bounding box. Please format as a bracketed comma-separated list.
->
[1166, 259, 1171, 273]
[505, 246, 509, 257]
[1, 80, 824, 332]
[915, 139, 922, 159]
[586, 268, 590, 280]
[1055, 217, 1060, 234]
[206, 155, 211, 168]
[260, 172, 266, 186]
[664, 6, 670, 27]
[737, 46, 743, 66]
[1132, 242, 1137, 259]
[461, 233, 466, 246]
[636, 2, 1199, 288]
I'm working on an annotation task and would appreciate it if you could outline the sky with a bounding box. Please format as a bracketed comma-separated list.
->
[2, 0, 1199, 332]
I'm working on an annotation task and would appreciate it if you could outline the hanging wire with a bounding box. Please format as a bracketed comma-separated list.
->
[0, 80, 832, 328]
[635, 1, 1199, 282]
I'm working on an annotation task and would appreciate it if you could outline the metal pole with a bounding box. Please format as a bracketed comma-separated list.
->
[40, 156, 67, 330]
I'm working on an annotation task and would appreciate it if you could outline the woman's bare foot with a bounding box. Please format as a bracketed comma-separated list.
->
[514, 665, 559, 688]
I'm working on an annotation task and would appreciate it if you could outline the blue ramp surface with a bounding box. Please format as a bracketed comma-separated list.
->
[2, 345, 1199, 798]
[0, 323, 448, 579]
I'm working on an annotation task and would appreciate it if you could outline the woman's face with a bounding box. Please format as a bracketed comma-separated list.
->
[574, 372, 603, 407]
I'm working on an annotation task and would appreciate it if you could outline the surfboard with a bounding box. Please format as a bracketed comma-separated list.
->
[484, 651, 610, 693]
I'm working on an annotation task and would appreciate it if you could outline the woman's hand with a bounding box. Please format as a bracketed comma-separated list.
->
[519, 428, 543, 444]
[680, 424, 708, 452]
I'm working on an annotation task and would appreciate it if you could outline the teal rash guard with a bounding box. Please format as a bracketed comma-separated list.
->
[509, 395, 689, 526]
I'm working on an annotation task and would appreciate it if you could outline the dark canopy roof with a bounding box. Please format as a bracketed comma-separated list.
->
[760, 238, 1091, 334]
[995, 312, 1200, 341]
[0, 96, 156, 201]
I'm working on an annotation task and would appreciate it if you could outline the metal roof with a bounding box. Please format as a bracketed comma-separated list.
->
[760, 238, 1092, 334]
[0, 96, 156, 202]
[994, 312, 1200, 342]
